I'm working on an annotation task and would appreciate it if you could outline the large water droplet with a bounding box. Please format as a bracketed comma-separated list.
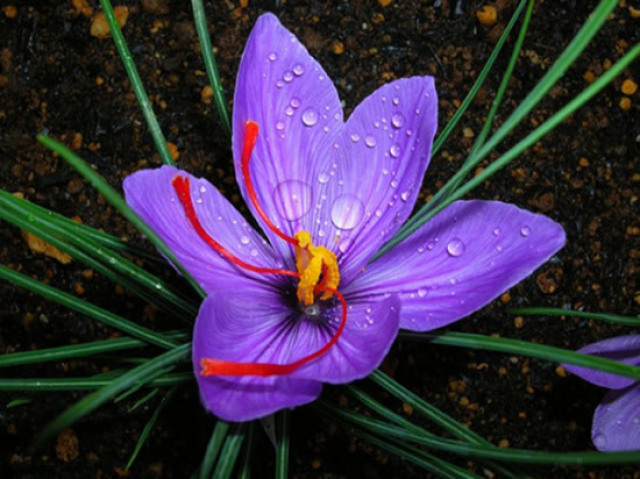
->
[292, 64, 304, 76]
[364, 135, 377, 148]
[592, 433, 607, 449]
[520, 226, 531, 237]
[318, 172, 329, 184]
[331, 194, 365, 230]
[273, 180, 312, 221]
[391, 113, 405, 128]
[446, 237, 465, 257]
[390, 144, 401, 158]
[301, 108, 319, 127]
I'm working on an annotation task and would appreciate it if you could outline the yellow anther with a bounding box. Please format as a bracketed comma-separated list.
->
[294, 231, 340, 306]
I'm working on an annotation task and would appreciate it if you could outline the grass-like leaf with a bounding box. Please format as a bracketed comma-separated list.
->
[508, 307, 640, 327]
[0, 373, 191, 392]
[275, 410, 290, 479]
[400, 331, 640, 379]
[198, 421, 230, 479]
[191, 0, 231, 134]
[98, 0, 174, 166]
[212, 425, 245, 479]
[34, 343, 190, 445]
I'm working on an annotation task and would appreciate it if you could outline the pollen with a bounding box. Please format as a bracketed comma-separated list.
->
[294, 231, 340, 306]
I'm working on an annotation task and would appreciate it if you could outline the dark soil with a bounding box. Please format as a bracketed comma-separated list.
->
[1, 0, 639, 478]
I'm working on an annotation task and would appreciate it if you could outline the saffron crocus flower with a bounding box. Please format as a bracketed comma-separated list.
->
[563, 335, 640, 451]
[123, 13, 565, 421]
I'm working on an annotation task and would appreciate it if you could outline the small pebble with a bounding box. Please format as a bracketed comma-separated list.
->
[476, 5, 498, 26]
[3, 6, 17, 19]
[621, 79, 638, 95]
[90, 6, 129, 39]
[619, 97, 631, 110]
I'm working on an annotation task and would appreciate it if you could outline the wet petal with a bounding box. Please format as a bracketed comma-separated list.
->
[291, 293, 401, 384]
[564, 335, 640, 390]
[591, 383, 640, 451]
[123, 165, 281, 294]
[192, 281, 322, 421]
[343, 200, 566, 331]
[310, 77, 438, 284]
[232, 13, 342, 264]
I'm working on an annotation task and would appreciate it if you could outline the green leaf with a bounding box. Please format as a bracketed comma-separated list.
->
[198, 421, 230, 479]
[275, 410, 290, 479]
[0, 373, 191, 392]
[508, 307, 640, 327]
[211, 425, 245, 479]
[98, 0, 174, 166]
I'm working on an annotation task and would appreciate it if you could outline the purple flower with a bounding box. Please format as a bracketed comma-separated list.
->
[123, 13, 565, 421]
[563, 335, 640, 451]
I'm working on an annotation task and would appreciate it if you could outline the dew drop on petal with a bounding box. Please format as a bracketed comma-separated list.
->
[318, 172, 329, 184]
[520, 226, 531, 237]
[391, 113, 405, 129]
[400, 191, 410, 202]
[417, 288, 428, 297]
[390, 144, 401, 158]
[195, 198, 203, 204]
[292, 64, 304, 76]
[276, 80, 284, 88]
[592, 433, 607, 449]
[493, 227, 501, 236]
[199, 186, 206, 193]
[392, 97, 400, 106]
[290, 97, 301, 108]
[275, 121, 285, 131]
[426, 241, 435, 250]
[250, 248, 258, 257]
[283, 71, 293, 82]
[268, 52, 277, 61]
[273, 180, 312, 221]
[350, 133, 361, 143]
[240, 235, 250, 245]
[331, 194, 365, 230]
[303, 304, 321, 317]
[446, 237, 465, 257]
[364, 135, 377, 148]
[301, 108, 319, 127]
[285, 106, 294, 117]
[338, 238, 351, 253]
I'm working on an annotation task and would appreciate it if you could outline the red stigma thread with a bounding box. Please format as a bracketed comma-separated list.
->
[173, 120, 348, 378]
[241, 121, 299, 246]
[200, 287, 347, 377]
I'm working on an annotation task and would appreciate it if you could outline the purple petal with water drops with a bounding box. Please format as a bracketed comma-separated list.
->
[291, 293, 401, 384]
[564, 335, 640, 390]
[192, 281, 322, 421]
[232, 13, 342, 265]
[343, 200, 566, 331]
[308, 77, 438, 285]
[591, 382, 640, 451]
[123, 165, 282, 294]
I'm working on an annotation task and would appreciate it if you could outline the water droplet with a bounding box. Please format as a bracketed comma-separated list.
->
[417, 245, 425, 253]
[364, 135, 377, 148]
[375, 209, 383, 218]
[426, 241, 435, 250]
[520, 226, 531, 237]
[400, 191, 410, 202]
[592, 433, 607, 449]
[250, 248, 258, 257]
[275, 121, 285, 131]
[406, 129, 413, 136]
[303, 304, 321, 316]
[239, 235, 250, 245]
[283, 71, 293, 83]
[390, 144, 401, 158]
[293, 64, 304, 76]
[276, 80, 284, 88]
[301, 108, 319, 127]
[285, 106, 294, 116]
[290, 98, 300, 108]
[273, 180, 312, 221]
[496, 245, 503, 252]
[390, 180, 399, 188]
[392, 97, 400, 106]
[350, 133, 361, 143]
[493, 227, 501, 236]
[199, 186, 206, 193]
[331, 194, 365, 230]
[446, 238, 465, 257]
[268, 52, 277, 61]
[418, 288, 428, 297]
[318, 172, 329, 184]
[391, 113, 405, 128]
[195, 198, 203, 204]
[338, 238, 351, 253]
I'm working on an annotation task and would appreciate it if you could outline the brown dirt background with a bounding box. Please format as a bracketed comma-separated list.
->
[1, 0, 639, 477]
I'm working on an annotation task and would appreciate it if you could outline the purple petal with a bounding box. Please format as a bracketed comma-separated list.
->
[192, 283, 322, 421]
[232, 13, 342, 264]
[311, 77, 438, 284]
[591, 383, 640, 451]
[123, 165, 281, 294]
[564, 335, 640, 390]
[291, 293, 401, 384]
[343, 200, 566, 331]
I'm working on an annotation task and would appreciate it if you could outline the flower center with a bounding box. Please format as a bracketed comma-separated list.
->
[171, 120, 346, 377]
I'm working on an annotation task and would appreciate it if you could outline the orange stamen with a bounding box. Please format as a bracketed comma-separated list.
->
[200, 287, 348, 377]
[172, 175, 298, 279]
[241, 121, 299, 246]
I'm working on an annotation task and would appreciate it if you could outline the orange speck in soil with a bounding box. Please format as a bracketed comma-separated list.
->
[90, 6, 129, 39]
[583, 70, 596, 84]
[621, 78, 638, 95]
[72, 0, 93, 18]
[476, 5, 498, 26]
[3, 5, 17, 18]
[167, 142, 180, 161]
[619, 96, 631, 110]
[378, 0, 393, 7]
